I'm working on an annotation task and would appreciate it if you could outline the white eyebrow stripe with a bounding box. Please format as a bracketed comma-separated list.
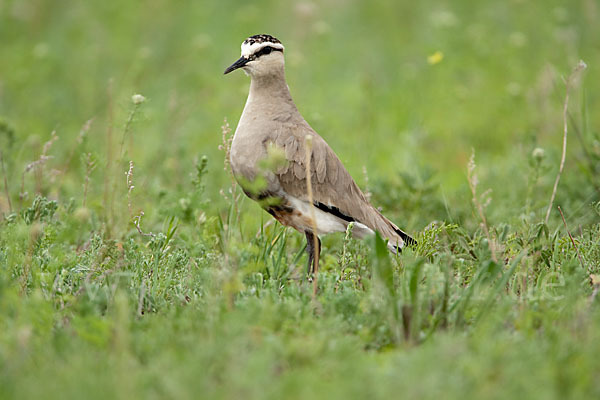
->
[241, 42, 285, 58]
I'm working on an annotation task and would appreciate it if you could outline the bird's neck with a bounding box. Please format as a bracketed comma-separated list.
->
[248, 71, 295, 108]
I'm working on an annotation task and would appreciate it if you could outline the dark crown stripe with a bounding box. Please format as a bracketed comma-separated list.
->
[244, 34, 282, 45]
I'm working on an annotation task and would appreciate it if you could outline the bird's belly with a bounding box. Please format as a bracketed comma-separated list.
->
[268, 196, 373, 237]
[288, 197, 346, 234]
[268, 201, 344, 235]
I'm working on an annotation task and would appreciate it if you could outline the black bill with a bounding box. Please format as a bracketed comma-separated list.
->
[224, 56, 249, 74]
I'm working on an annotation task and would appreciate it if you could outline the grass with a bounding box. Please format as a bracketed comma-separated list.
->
[1, 0, 600, 398]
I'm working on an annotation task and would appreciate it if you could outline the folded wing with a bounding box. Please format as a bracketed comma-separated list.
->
[272, 121, 414, 250]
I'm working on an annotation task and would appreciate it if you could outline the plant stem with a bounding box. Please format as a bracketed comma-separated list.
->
[304, 135, 319, 298]
[545, 61, 587, 224]
[0, 151, 12, 213]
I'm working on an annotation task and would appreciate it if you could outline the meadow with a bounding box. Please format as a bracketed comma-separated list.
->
[1, 0, 600, 398]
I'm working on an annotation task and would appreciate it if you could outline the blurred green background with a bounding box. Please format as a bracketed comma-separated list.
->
[1, 0, 600, 399]
[1, 0, 598, 229]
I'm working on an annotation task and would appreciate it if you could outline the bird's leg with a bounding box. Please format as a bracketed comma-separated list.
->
[305, 231, 314, 279]
[305, 231, 321, 279]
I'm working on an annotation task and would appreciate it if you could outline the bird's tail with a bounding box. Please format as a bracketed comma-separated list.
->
[368, 206, 416, 254]
[388, 225, 416, 254]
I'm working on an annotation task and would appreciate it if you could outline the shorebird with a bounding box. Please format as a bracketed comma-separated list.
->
[224, 34, 415, 275]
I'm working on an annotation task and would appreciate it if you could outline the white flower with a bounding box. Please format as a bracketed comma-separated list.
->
[132, 94, 146, 105]
[532, 147, 545, 161]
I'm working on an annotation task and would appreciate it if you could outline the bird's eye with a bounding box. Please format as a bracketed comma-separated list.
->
[262, 47, 272, 55]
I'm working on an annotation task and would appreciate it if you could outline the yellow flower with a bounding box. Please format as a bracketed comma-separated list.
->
[427, 51, 444, 65]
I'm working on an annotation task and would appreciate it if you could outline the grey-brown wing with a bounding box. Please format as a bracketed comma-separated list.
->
[274, 121, 416, 247]
[271, 121, 411, 247]
[273, 123, 366, 213]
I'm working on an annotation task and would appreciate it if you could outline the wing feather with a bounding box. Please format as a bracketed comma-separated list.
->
[268, 120, 411, 249]
[231, 109, 413, 250]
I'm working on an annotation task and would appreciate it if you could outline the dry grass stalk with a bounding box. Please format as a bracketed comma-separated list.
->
[107, 92, 145, 236]
[124, 160, 154, 237]
[125, 161, 135, 218]
[545, 60, 587, 224]
[82, 152, 97, 207]
[304, 135, 320, 297]
[42, 131, 59, 155]
[217, 118, 241, 305]
[57, 118, 94, 190]
[133, 211, 154, 238]
[118, 100, 143, 162]
[0, 150, 12, 213]
[467, 150, 497, 262]
[218, 118, 241, 226]
[20, 130, 58, 207]
[557, 206, 588, 275]
[219, 119, 232, 163]
[104, 79, 115, 231]
[218, 118, 235, 184]
[65, 118, 94, 165]
[35, 131, 59, 193]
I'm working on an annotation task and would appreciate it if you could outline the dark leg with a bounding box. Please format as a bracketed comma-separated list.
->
[305, 231, 321, 277]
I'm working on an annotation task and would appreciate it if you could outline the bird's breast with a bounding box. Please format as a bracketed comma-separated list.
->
[229, 120, 276, 189]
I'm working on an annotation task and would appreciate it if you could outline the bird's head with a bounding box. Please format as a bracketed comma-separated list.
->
[224, 34, 285, 78]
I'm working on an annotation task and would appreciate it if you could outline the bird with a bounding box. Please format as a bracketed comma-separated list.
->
[224, 34, 415, 275]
